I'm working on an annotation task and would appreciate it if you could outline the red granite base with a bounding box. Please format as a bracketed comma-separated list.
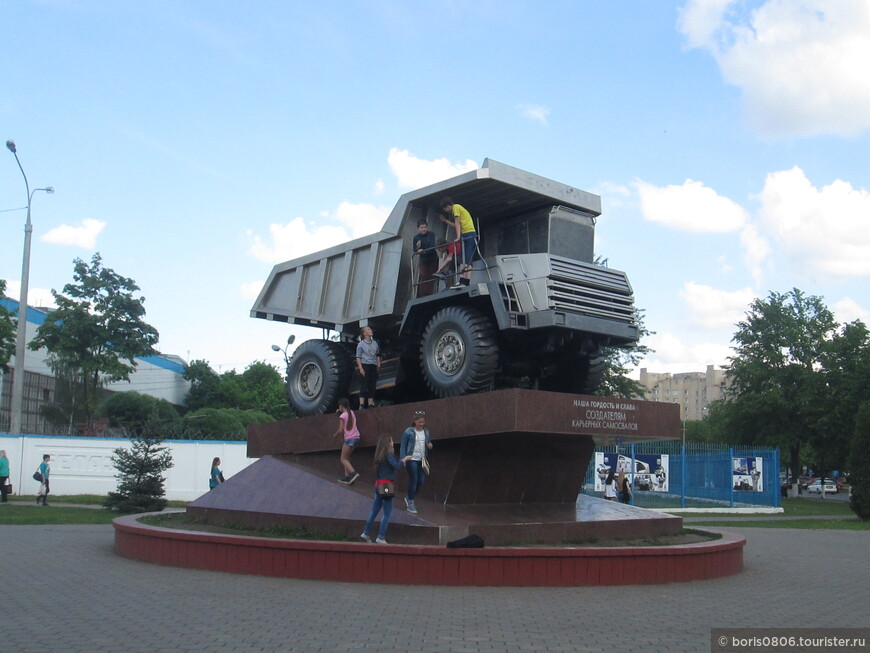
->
[113, 514, 744, 586]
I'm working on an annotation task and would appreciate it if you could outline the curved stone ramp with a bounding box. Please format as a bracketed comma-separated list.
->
[113, 514, 744, 586]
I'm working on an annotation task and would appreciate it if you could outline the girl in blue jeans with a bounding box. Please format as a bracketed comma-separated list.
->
[399, 410, 432, 514]
[361, 434, 403, 544]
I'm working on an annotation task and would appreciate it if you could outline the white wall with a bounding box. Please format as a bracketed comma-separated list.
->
[0, 435, 254, 501]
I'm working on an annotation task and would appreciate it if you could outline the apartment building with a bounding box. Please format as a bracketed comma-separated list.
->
[638, 365, 729, 421]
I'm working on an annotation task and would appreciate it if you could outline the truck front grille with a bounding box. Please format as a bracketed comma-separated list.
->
[548, 257, 635, 324]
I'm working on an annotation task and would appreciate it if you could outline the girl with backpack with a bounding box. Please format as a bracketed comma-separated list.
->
[360, 434, 403, 544]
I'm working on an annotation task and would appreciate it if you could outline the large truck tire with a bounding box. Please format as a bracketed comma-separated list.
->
[286, 339, 352, 416]
[420, 306, 498, 397]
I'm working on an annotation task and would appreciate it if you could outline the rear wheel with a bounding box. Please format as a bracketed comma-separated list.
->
[286, 340, 352, 416]
[539, 343, 606, 395]
[420, 306, 498, 397]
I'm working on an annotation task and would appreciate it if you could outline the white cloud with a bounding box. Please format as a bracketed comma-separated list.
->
[679, 282, 755, 330]
[248, 149, 467, 265]
[387, 148, 478, 190]
[678, 0, 870, 138]
[739, 222, 770, 285]
[832, 297, 870, 325]
[593, 182, 631, 210]
[247, 218, 349, 264]
[677, 0, 736, 49]
[239, 280, 264, 300]
[635, 178, 747, 232]
[2, 281, 57, 309]
[247, 200, 389, 265]
[756, 166, 870, 277]
[639, 331, 733, 374]
[41, 219, 106, 250]
[517, 104, 550, 125]
[333, 201, 390, 239]
[373, 178, 385, 195]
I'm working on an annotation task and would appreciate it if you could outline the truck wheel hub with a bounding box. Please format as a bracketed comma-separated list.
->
[434, 329, 465, 376]
[299, 362, 323, 398]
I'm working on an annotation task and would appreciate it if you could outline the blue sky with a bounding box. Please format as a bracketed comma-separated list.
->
[2, 0, 868, 377]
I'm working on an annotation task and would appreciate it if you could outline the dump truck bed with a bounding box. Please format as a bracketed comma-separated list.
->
[250, 159, 603, 332]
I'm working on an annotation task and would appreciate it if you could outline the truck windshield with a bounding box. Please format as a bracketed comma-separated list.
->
[490, 208, 594, 262]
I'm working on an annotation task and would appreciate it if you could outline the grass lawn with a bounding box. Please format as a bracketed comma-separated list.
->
[0, 494, 188, 525]
[779, 497, 855, 516]
[669, 497, 856, 519]
[690, 519, 870, 530]
[4, 494, 187, 507]
[0, 504, 118, 525]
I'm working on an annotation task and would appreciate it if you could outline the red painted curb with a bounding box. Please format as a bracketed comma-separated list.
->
[113, 514, 744, 586]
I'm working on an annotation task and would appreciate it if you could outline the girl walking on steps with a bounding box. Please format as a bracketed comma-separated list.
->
[334, 398, 360, 485]
[360, 434, 403, 544]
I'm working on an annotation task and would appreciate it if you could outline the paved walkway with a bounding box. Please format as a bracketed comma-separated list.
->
[0, 524, 868, 652]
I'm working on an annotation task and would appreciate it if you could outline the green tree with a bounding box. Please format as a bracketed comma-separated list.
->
[848, 399, 870, 521]
[238, 361, 294, 418]
[184, 359, 293, 420]
[29, 254, 159, 430]
[103, 436, 174, 513]
[598, 308, 655, 398]
[726, 289, 837, 481]
[98, 391, 181, 437]
[182, 359, 223, 411]
[0, 280, 16, 372]
[811, 320, 870, 473]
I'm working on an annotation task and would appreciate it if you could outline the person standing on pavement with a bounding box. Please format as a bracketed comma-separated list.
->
[37, 454, 51, 506]
[360, 434, 403, 544]
[355, 326, 381, 409]
[604, 469, 617, 501]
[0, 450, 10, 503]
[399, 410, 432, 515]
[617, 470, 631, 504]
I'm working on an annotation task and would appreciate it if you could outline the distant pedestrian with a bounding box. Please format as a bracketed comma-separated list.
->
[360, 434, 403, 544]
[617, 470, 631, 504]
[36, 454, 50, 506]
[334, 398, 360, 485]
[0, 450, 10, 503]
[355, 326, 381, 409]
[209, 457, 225, 489]
[604, 469, 617, 501]
[399, 410, 432, 514]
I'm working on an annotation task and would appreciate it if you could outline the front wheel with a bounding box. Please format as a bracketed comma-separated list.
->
[286, 340, 352, 416]
[420, 306, 498, 397]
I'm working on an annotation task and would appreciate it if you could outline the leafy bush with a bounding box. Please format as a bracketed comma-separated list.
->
[98, 391, 180, 436]
[181, 407, 273, 441]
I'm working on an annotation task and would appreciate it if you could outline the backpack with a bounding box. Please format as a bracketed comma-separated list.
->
[446, 534, 484, 549]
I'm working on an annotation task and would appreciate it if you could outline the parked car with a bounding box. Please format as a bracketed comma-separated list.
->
[807, 480, 838, 494]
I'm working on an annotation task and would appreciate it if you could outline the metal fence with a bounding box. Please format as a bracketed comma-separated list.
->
[582, 441, 781, 509]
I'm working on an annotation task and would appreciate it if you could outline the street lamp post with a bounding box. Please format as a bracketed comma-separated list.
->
[5, 139, 53, 434]
[271, 335, 296, 374]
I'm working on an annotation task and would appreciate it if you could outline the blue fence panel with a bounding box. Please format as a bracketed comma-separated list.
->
[582, 442, 780, 508]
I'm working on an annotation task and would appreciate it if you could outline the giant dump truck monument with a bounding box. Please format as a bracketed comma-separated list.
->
[116, 161, 745, 585]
